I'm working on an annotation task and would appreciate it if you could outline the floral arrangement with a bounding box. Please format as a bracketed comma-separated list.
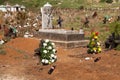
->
[87, 32, 102, 54]
[40, 39, 57, 65]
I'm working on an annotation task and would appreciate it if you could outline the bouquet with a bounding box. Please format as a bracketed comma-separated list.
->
[87, 32, 102, 54]
[40, 39, 57, 65]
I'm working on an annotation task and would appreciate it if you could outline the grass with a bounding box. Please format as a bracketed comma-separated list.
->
[1, 0, 119, 9]
[0, 45, 6, 55]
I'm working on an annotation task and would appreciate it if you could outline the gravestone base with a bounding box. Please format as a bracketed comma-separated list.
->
[50, 40, 89, 48]
[34, 29, 89, 48]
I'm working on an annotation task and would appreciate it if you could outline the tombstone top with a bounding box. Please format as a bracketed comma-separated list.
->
[21, 5, 25, 9]
[14, 4, 20, 7]
[44, 2, 52, 7]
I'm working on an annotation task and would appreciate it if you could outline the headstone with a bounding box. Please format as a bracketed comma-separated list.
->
[41, 2, 52, 29]
[79, 28, 84, 34]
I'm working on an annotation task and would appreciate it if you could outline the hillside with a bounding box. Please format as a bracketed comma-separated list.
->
[0, 0, 120, 9]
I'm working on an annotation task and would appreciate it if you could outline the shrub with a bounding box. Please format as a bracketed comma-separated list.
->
[106, 0, 113, 3]
[115, 45, 120, 50]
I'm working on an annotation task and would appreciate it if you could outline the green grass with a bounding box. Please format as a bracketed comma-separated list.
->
[2, 0, 120, 9]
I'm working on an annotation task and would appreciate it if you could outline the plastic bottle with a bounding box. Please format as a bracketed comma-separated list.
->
[48, 65, 56, 74]
[94, 57, 101, 62]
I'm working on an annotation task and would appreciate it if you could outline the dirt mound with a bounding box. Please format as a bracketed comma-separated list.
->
[0, 37, 120, 80]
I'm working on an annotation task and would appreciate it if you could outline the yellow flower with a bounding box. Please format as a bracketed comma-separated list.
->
[94, 36, 98, 39]
[93, 47, 97, 52]
[98, 48, 102, 52]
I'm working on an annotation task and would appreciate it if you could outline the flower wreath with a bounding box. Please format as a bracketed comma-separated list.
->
[40, 39, 57, 65]
[87, 32, 102, 54]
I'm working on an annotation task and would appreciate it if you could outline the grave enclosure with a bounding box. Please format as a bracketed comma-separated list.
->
[35, 3, 89, 48]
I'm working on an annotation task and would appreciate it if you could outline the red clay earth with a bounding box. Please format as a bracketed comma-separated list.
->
[0, 37, 120, 80]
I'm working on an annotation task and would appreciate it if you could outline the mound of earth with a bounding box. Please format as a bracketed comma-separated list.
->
[0, 37, 120, 80]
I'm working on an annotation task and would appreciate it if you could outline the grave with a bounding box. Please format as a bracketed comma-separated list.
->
[34, 3, 89, 48]
[34, 29, 89, 48]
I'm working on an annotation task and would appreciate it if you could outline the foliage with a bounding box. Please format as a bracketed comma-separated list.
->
[100, 0, 113, 3]
[40, 39, 57, 65]
[106, 0, 113, 3]
[0, 0, 5, 4]
[115, 44, 120, 50]
[0, 0, 85, 9]
[109, 22, 120, 38]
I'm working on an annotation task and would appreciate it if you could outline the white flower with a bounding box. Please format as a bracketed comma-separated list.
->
[43, 50, 47, 54]
[97, 42, 100, 46]
[45, 39, 49, 43]
[25, 31, 29, 35]
[51, 59, 55, 63]
[85, 57, 91, 60]
[43, 43, 47, 47]
[0, 40, 4, 44]
[41, 59, 45, 63]
[51, 54, 54, 57]
[52, 49, 56, 53]
[33, 23, 37, 26]
[51, 42, 55, 46]
[24, 35, 29, 38]
[24, 25, 27, 27]
[19, 25, 21, 28]
[92, 39, 94, 41]
[16, 30, 18, 33]
[48, 46, 52, 50]
[27, 23, 29, 25]
[45, 60, 48, 64]
[54, 55, 57, 59]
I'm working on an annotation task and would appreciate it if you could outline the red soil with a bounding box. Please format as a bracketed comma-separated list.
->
[0, 37, 120, 80]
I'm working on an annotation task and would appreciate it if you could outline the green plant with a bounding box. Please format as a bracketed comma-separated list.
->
[106, 0, 113, 3]
[109, 22, 120, 38]
[0, 0, 5, 4]
[115, 45, 120, 50]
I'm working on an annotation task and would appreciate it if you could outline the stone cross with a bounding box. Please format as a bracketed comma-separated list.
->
[41, 2, 52, 29]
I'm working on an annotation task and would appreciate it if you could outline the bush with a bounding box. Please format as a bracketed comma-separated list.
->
[109, 22, 120, 38]
[115, 45, 120, 50]
[106, 0, 113, 3]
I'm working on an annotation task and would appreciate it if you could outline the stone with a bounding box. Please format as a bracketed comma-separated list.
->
[34, 29, 89, 48]
[41, 2, 52, 29]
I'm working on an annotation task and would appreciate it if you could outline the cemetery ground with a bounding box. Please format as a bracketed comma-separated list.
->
[0, 37, 120, 80]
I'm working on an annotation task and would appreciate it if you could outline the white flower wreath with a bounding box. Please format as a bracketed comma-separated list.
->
[40, 39, 57, 65]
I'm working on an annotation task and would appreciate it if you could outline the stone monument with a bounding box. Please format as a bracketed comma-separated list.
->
[41, 2, 52, 29]
[35, 3, 89, 48]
